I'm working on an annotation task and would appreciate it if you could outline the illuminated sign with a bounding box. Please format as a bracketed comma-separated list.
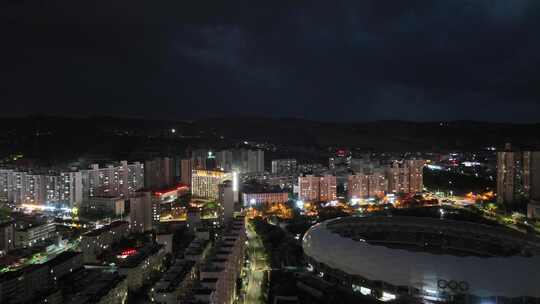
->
[117, 248, 137, 259]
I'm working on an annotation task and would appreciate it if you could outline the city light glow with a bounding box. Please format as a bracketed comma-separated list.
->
[360, 286, 371, 296]
[232, 171, 238, 192]
[380, 292, 397, 302]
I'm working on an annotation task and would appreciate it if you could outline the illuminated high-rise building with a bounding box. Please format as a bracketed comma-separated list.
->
[271, 159, 297, 175]
[191, 170, 231, 200]
[348, 174, 369, 199]
[218, 181, 235, 225]
[348, 169, 388, 199]
[216, 150, 234, 171]
[1, 161, 141, 207]
[298, 175, 320, 202]
[181, 159, 193, 186]
[0, 169, 15, 203]
[193, 148, 264, 173]
[144, 157, 174, 189]
[386, 160, 425, 194]
[298, 174, 336, 202]
[319, 175, 337, 202]
[23, 174, 46, 205]
[57, 171, 83, 207]
[497, 144, 540, 205]
[247, 149, 264, 173]
[191, 149, 210, 169]
[129, 191, 153, 232]
[81, 161, 144, 199]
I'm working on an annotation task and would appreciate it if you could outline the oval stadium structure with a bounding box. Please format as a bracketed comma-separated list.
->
[302, 214, 540, 303]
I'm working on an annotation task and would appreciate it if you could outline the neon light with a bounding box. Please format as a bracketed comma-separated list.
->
[117, 248, 137, 259]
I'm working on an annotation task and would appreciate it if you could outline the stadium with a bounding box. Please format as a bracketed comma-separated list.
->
[302, 208, 540, 303]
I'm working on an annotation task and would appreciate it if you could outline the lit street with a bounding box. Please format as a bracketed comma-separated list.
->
[244, 220, 269, 304]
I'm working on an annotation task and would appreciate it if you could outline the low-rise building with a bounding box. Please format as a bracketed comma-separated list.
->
[0, 251, 83, 303]
[151, 185, 188, 223]
[82, 196, 125, 216]
[0, 264, 52, 303]
[156, 233, 174, 254]
[192, 288, 217, 303]
[242, 191, 289, 207]
[80, 221, 129, 263]
[45, 251, 84, 283]
[14, 221, 56, 248]
[116, 243, 167, 290]
[64, 270, 128, 304]
[184, 238, 211, 263]
[198, 217, 246, 304]
[149, 260, 197, 304]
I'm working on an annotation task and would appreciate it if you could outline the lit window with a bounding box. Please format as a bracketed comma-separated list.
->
[380, 292, 396, 302]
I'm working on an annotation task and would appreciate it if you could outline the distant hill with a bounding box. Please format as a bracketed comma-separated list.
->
[1, 116, 540, 164]
[192, 117, 540, 151]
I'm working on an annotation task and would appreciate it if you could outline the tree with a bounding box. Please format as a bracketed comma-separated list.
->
[0, 206, 10, 222]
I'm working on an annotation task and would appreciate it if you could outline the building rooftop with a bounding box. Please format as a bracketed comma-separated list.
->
[200, 264, 225, 273]
[43, 250, 81, 268]
[83, 220, 128, 237]
[115, 243, 164, 268]
[193, 288, 214, 295]
[65, 270, 126, 304]
[15, 222, 54, 232]
[153, 260, 195, 293]
[0, 263, 48, 283]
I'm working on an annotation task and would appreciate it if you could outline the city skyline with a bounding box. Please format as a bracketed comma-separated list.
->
[2, 1, 540, 304]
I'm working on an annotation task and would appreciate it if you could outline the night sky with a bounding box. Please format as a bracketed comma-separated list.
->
[1, 0, 540, 122]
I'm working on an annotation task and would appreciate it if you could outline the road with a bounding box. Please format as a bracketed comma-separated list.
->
[244, 221, 269, 304]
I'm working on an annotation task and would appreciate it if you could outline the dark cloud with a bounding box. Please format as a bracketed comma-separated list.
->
[1, 0, 539, 122]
